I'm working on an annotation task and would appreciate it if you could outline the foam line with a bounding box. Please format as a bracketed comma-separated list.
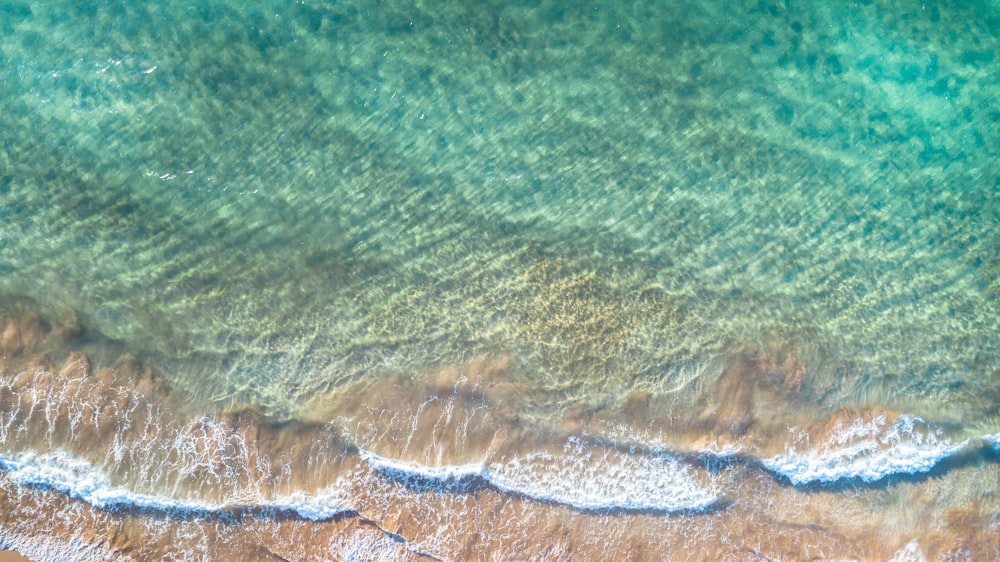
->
[0, 531, 110, 562]
[759, 415, 974, 485]
[361, 447, 720, 513]
[983, 433, 1000, 450]
[360, 452, 488, 481]
[4, 431, 998, 522]
[762, 440, 968, 485]
[0, 450, 352, 521]
[359, 451, 488, 487]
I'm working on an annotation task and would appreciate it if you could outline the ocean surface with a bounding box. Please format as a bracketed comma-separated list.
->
[0, 0, 998, 559]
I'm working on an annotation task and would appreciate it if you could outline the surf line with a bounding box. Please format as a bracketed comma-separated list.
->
[0, 450, 446, 559]
[361, 432, 1000, 504]
[2, 433, 999, 523]
[0, 449, 353, 521]
[358, 448, 723, 514]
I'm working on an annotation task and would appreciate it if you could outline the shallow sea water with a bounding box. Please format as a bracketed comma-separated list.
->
[1, 0, 998, 560]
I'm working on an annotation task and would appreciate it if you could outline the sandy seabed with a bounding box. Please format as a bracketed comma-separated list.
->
[1, 309, 998, 561]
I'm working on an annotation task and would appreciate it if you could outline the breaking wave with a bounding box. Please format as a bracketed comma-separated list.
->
[362, 435, 721, 513]
[761, 414, 974, 485]
[0, 450, 351, 521]
[4, 423, 999, 526]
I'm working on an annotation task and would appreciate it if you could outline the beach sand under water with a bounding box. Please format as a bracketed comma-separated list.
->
[1, 0, 999, 559]
[1, 308, 998, 560]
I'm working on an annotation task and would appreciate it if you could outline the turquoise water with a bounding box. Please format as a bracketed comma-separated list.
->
[1, 0, 999, 559]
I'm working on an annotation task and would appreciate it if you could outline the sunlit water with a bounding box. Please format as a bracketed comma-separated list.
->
[1, 0, 998, 559]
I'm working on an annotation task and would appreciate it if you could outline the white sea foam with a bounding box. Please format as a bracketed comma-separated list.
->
[2, 422, 994, 527]
[362, 436, 719, 512]
[360, 451, 488, 483]
[0, 450, 352, 521]
[489, 449, 717, 512]
[983, 433, 1000, 450]
[0, 530, 110, 562]
[762, 415, 968, 485]
[887, 540, 927, 562]
[763, 440, 966, 485]
[265, 487, 354, 521]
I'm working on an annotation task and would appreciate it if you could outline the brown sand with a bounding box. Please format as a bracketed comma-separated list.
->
[0, 551, 31, 562]
[2, 455, 997, 560]
[1, 309, 998, 560]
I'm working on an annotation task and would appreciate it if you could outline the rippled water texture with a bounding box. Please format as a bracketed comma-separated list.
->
[1, 0, 998, 559]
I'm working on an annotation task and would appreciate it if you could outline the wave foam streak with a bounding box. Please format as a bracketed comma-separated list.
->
[0, 352, 352, 507]
[0, 450, 352, 521]
[0, 321, 998, 559]
[763, 414, 970, 485]
[363, 435, 719, 513]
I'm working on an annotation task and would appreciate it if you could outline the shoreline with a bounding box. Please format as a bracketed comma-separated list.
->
[1, 308, 998, 560]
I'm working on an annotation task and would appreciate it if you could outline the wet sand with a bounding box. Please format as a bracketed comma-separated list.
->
[2, 307, 998, 560]
[2, 0, 998, 559]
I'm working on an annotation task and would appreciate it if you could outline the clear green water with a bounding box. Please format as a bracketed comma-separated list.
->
[2, 0, 998, 419]
[6, 0, 997, 422]
[0, 1, 999, 550]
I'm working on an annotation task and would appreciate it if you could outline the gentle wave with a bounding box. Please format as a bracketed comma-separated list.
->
[0, 531, 109, 562]
[1, 446, 720, 519]
[984, 433, 1000, 450]
[761, 414, 971, 485]
[762, 440, 968, 485]
[361, 437, 721, 513]
[0, 450, 351, 521]
[3, 424, 998, 522]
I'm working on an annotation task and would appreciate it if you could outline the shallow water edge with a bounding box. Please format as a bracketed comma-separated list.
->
[1, 306, 998, 560]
